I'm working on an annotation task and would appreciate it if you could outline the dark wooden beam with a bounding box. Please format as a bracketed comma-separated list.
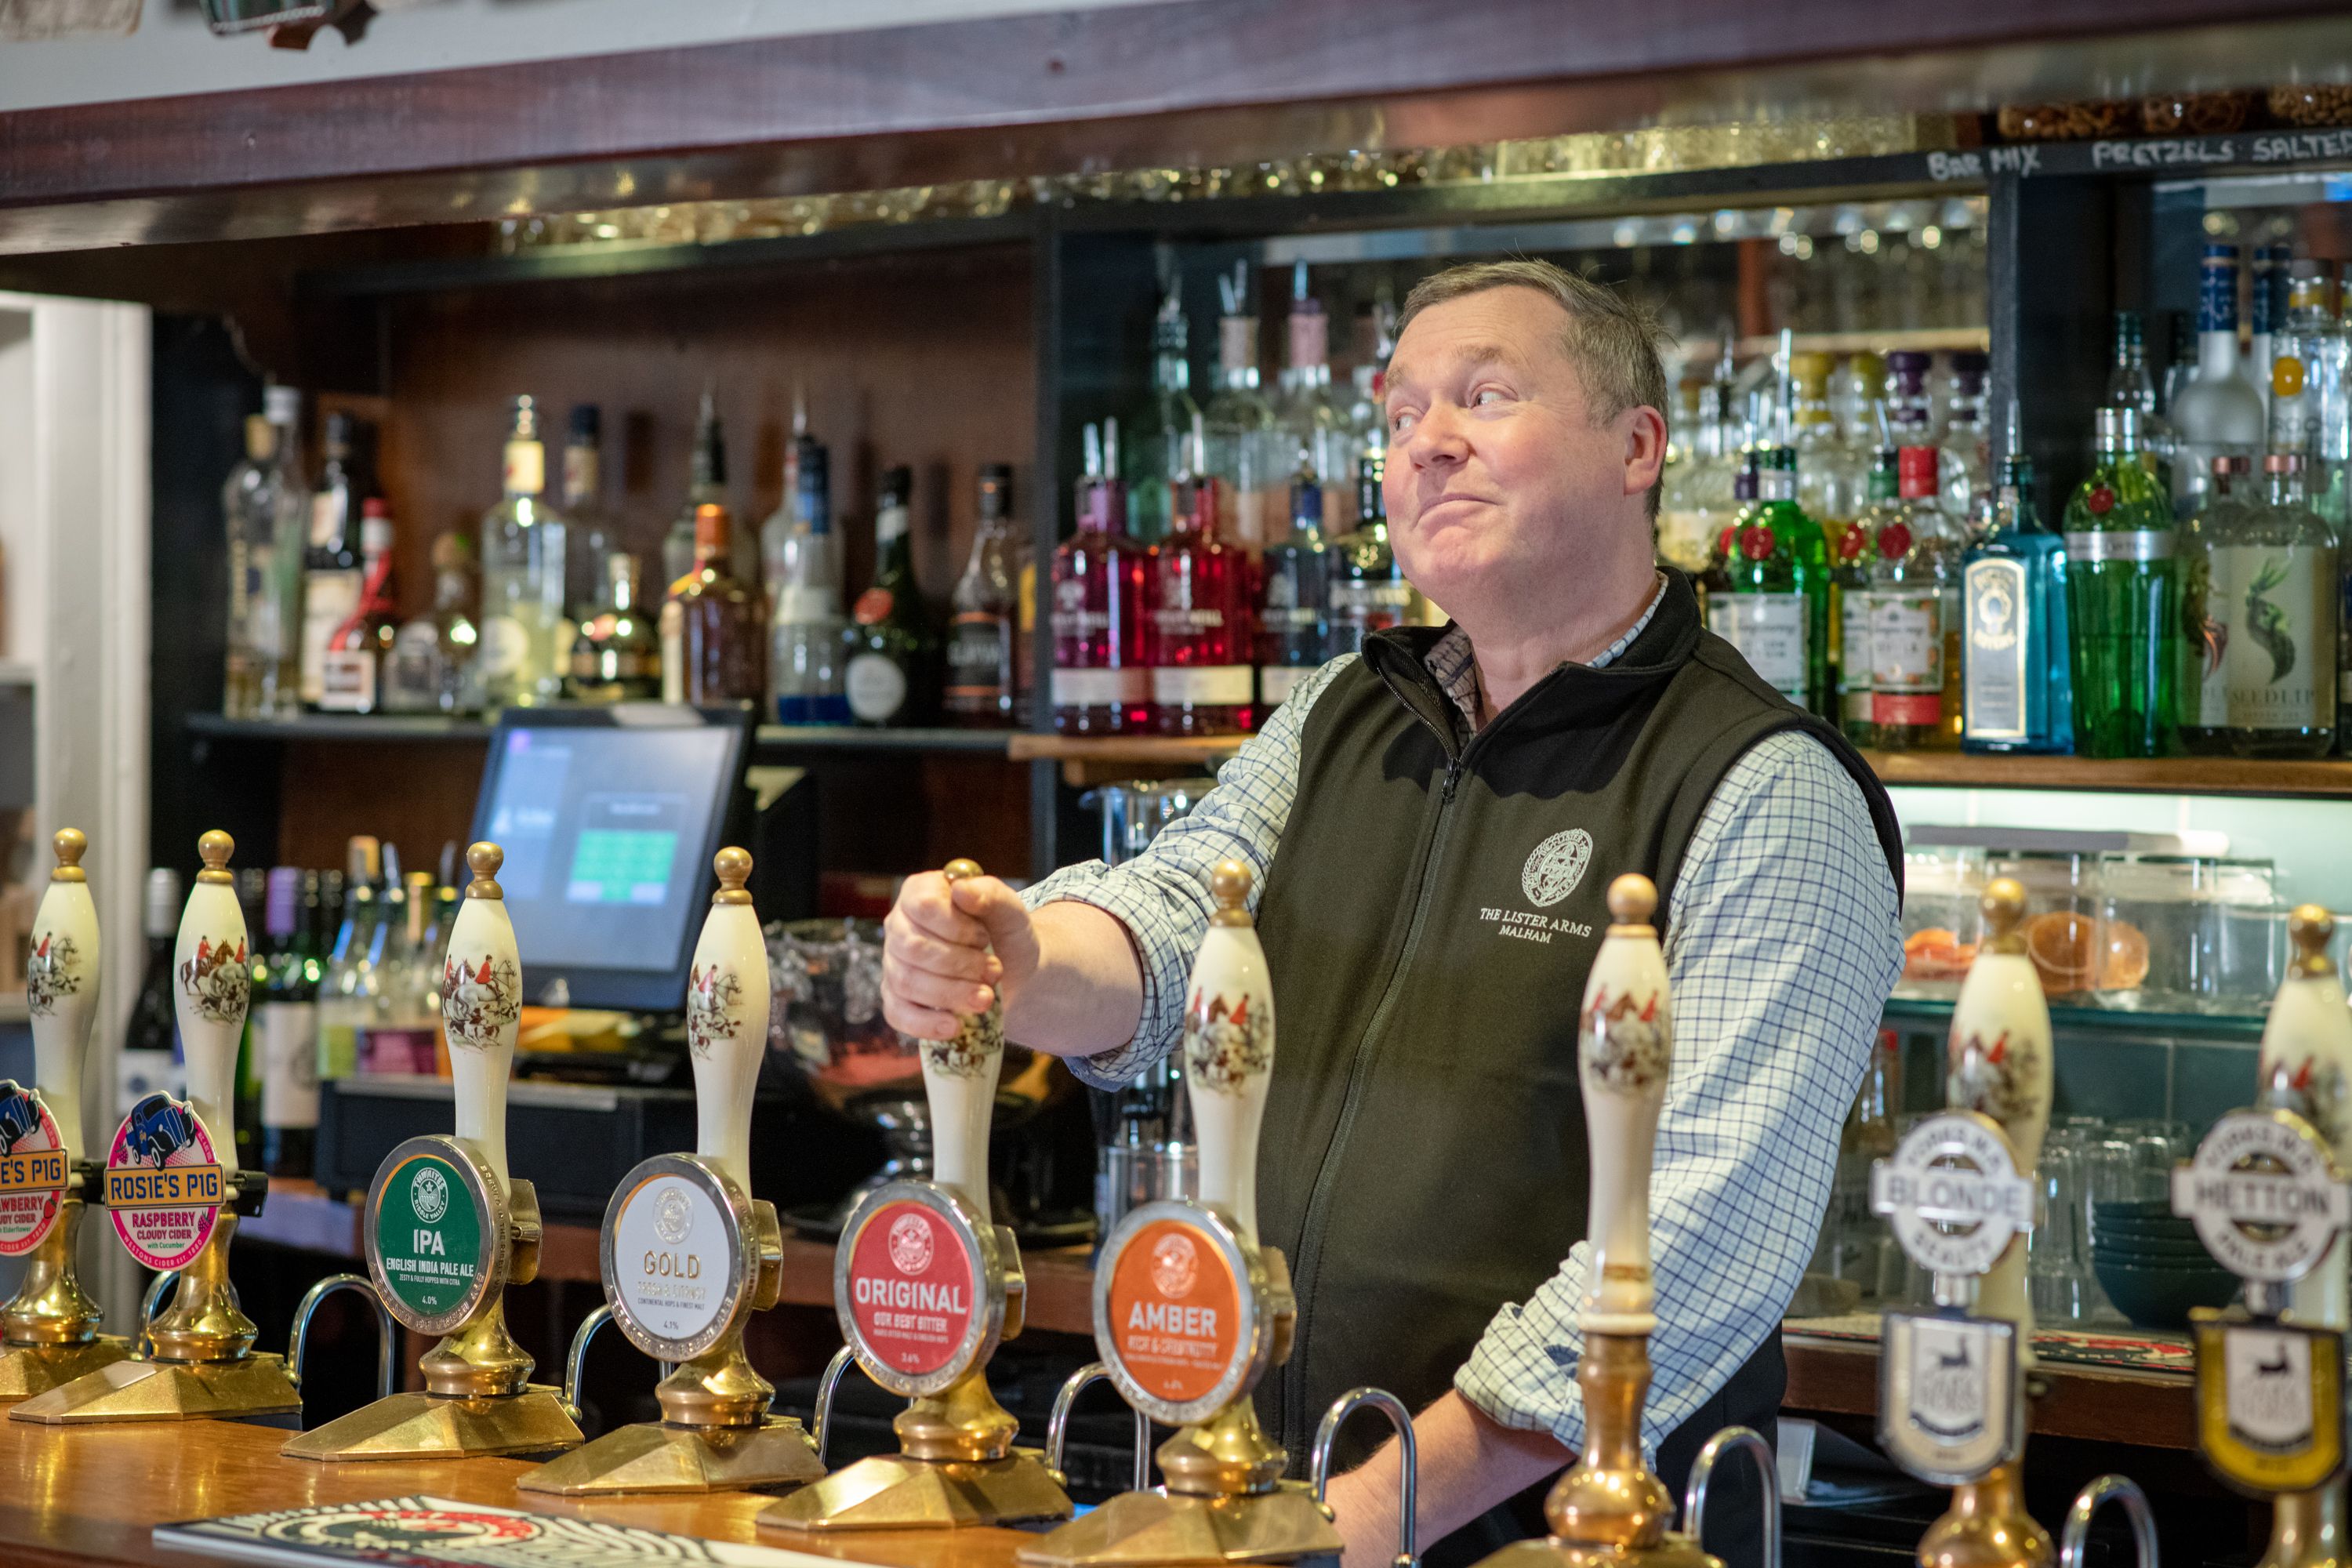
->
[0, 0, 2347, 254]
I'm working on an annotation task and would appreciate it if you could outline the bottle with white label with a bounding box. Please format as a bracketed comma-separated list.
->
[1708, 443, 1829, 715]
[2171, 243, 2268, 520]
[845, 466, 937, 727]
[1152, 430, 1257, 736]
[2222, 452, 2338, 757]
[1866, 447, 1962, 750]
[478, 396, 572, 710]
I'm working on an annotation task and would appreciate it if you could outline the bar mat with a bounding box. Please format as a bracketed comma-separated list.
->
[1786, 1313, 2193, 1373]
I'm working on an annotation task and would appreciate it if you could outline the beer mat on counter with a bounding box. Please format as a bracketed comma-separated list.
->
[1785, 1314, 2194, 1373]
[155, 1496, 842, 1568]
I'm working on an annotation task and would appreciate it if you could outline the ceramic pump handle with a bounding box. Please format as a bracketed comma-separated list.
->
[1945, 878, 2053, 1336]
[175, 831, 252, 1157]
[27, 829, 100, 1158]
[443, 843, 523, 1193]
[1577, 874, 1671, 1334]
[926, 859, 1005, 1218]
[2260, 905, 2352, 1333]
[1182, 859, 1273, 1245]
[688, 848, 769, 1194]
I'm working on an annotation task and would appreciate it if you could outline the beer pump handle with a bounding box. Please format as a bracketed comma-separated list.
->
[2259, 906, 2352, 1332]
[1182, 859, 1273, 1245]
[1577, 875, 1671, 1334]
[927, 860, 1005, 1219]
[176, 831, 252, 1160]
[1944, 878, 2052, 1337]
[27, 829, 99, 1158]
[689, 848, 769, 1194]
[444, 843, 521, 1193]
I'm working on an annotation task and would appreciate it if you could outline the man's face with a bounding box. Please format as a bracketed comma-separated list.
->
[1381, 286, 1660, 616]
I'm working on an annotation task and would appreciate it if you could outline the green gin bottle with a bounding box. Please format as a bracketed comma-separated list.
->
[1708, 445, 1831, 715]
[2063, 408, 2178, 758]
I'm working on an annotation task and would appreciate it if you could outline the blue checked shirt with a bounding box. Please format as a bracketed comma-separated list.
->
[1023, 599, 1905, 1458]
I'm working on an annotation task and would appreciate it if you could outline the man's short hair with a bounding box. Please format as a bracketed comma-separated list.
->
[1395, 259, 1669, 519]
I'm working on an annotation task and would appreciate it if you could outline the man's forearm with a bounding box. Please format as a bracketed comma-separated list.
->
[1002, 901, 1147, 1059]
[1327, 1391, 1570, 1568]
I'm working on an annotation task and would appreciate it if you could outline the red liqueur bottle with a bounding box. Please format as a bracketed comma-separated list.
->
[1052, 421, 1152, 734]
[1150, 429, 1257, 736]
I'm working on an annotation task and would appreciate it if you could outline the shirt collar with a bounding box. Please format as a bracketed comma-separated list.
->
[1425, 571, 1670, 736]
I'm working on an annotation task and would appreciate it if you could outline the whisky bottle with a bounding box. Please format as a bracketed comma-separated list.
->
[666, 390, 729, 591]
[944, 465, 1021, 726]
[566, 553, 663, 702]
[318, 499, 398, 713]
[478, 395, 572, 709]
[561, 403, 619, 624]
[300, 412, 370, 708]
[845, 467, 938, 726]
[671, 503, 766, 705]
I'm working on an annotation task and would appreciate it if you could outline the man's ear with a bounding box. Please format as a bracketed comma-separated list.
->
[1621, 405, 1668, 499]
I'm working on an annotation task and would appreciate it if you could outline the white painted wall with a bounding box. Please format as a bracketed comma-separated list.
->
[0, 0, 1178, 114]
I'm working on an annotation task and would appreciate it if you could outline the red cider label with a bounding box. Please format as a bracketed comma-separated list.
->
[845, 1200, 976, 1377]
[1105, 1217, 1244, 1406]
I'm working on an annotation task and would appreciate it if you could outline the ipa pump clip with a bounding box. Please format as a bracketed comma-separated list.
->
[517, 846, 820, 1497]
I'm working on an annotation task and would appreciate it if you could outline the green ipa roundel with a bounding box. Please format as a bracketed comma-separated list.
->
[374, 1153, 485, 1321]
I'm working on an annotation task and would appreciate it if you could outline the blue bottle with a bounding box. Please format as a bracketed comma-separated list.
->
[1962, 406, 2074, 753]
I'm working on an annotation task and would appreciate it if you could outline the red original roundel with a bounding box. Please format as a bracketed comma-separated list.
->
[845, 1199, 976, 1378]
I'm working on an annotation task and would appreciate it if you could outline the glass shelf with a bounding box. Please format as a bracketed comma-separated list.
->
[1883, 993, 2265, 1045]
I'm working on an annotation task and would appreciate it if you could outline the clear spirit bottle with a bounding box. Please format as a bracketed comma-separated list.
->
[1053, 423, 1151, 735]
[1790, 352, 1864, 552]
[1275, 262, 1352, 536]
[2176, 455, 2251, 756]
[384, 533, 480, 714]
[1938, 350, 1992, 535]
[2276, 260, 2350, 529]
[768, 435, 850, 724]
[1124, 289, 1199, 548]
[1659, 381, 1737, 575]
[1201, 264, 1281, 553]
[477, 394, 572, 708]
[943, 465, 1021, 726]
[2223, 452, 2338, 757]
[2064, 407, 2178, 759]
[1834, 447, 1895, 747]
[1962, 412, 2074, 755]
[1865, 448, 1963, 750]
[2170, 244, 2267, 519]
[223, 388, 306, 719]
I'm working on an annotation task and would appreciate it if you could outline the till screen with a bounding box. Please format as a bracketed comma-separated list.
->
[480, 724, 734, 975]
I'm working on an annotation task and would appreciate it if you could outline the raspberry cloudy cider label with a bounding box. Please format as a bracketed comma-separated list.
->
[104, 1092, 223, 1271]
[0, 1083, 68, 1257]
[845, 1197, 975, 1378]
[1105, 1216, 1243, 1405]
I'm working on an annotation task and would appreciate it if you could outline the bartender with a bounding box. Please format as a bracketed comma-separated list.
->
[882, 260, 1904, 1568]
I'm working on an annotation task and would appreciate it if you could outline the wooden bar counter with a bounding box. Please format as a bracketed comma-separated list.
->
[0, 1414, 1036, 1568]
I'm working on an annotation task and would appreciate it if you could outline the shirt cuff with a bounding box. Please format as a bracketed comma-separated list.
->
[1454, 1295, 1592, 1457]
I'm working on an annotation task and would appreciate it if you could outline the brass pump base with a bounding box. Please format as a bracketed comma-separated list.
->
[9, 1352, 300, 1425]
[1477, 1533, 1719, 1568]
[1918, 1463, 2052, 1568]
[0, 1338, 132, 1401]
[757, 1449, 1073, 1532]
[1017, 1483, 1344, 1567]
[517, 1415, 822, 1496]
[280, 1385, 583, 1462]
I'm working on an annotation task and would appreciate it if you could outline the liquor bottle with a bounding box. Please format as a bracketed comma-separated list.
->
[1151, 433, 1256, 736]
[122, 869, 183, 1105]
[1276, 262, 1353, 535]
[2104, 310, 2161, 427]
[255, 866, 318, 1179]
[1258, 444, 1333, 710]
[1834, 352, 1885, 446]
[2250, 242, 2292, 426]
[2064, 407, 2178, 759]
[234, 865, 267, 1164]
[384, 532, 481, 714]
[299, 411, 369, 709]
[1834, 445, 1894, 747]
[316, 837, 382, 1085]
[1866, 448, 1962, 750]
[2276, 260, 2350, 529]
[1658, 379, 1734, 575]
[1125, 288, 1200, 547]
[845, 466, 938, 726]
[1883, 351, 1936, 444]
[1052, 422, 1151, 735]
[223, 388, 307, 720]
[2176, 456, 2251, 756]
[361, 873, 441, 1075]
[670, 503, 765, 705]
[666, 390, 728, 590]
[478, 395, 572, 708]
[1201, 263, 1280, 552]
[768, 433, 850, 724]
[565, 553, 663, 702]
[2223, 452, 2339, 757]
[1709, 444, 1831, 715]
[1696, 448, 1755, 623]
[2170, 244, 2267, 519]
[1339, 298, 1396, 510]
[1962, 408, 2075, 755]
[1938, 350, 1991, 534]
[316, 499, 398, 713]
[944, 465, 1022, 725]
[1789, 351, 1863, 553]
[1329, 451, 1415, 655]
[561, 404, 619, 623]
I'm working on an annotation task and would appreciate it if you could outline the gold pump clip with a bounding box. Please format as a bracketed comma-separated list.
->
[16, 831, 303, 1425]
[519, 846, 825, 1497]
[282, 843, 583, 1461]
[761, 858, 1073, 1532]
